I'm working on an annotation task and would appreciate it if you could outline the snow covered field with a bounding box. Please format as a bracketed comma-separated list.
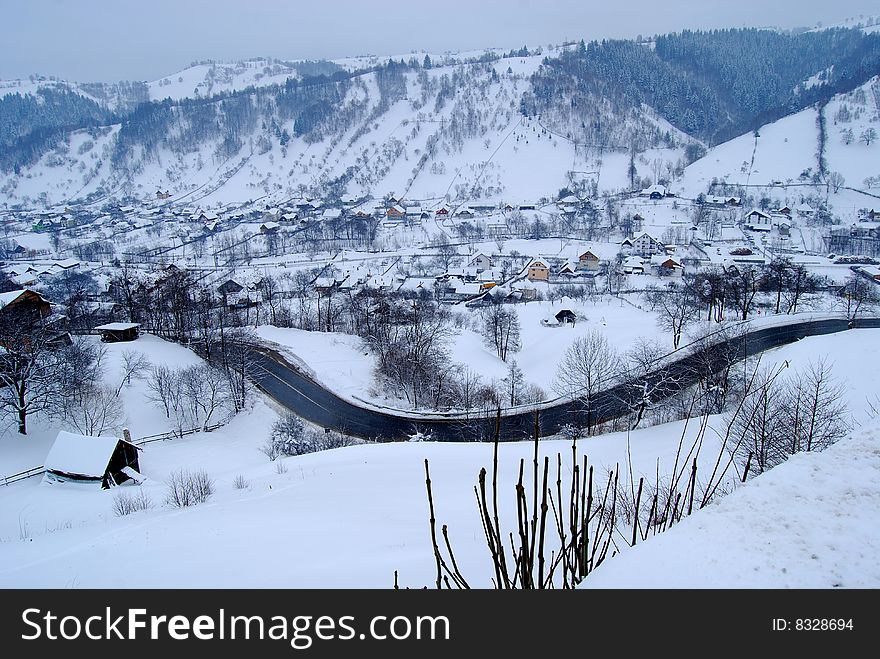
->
[1, 330, 878, 588]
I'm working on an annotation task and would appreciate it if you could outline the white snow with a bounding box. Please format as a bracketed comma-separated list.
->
[1, 328, 876, 588]
[582, 431, 880, 588]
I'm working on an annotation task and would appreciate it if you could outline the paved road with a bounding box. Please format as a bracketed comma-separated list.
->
[247, 316, 880, 441]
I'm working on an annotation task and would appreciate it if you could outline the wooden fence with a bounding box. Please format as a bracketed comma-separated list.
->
[0, 422, 224, 487]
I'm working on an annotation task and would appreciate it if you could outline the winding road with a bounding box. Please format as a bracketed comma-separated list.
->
[247, 316, 880, 441]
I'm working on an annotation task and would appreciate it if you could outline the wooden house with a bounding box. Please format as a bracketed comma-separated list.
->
[44, 430, 142, 489]
[526, 260, 550, 282]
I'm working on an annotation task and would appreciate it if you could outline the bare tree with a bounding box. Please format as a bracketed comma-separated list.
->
[115, 350, 151, 396]
[726, 264, 761, 320]
[181, 365, 231, 431]
[454, 366, 483, 417]
[502, 359, 525, 406]
[620, 337, 677, 429]
[0, 316, 75, 435]
[481, 304, 521, 361]
[785, 358, 850, 454]
[727, 365, 790, 475]
[61, 385, 124, 436]
[145, 364, 177, 420]
[728, 358, 850, 479]
[839, 273, 879, 321]
[826, 171, 845, 194]
[645, 283, 698, 349]
[554, 331, 621, 434]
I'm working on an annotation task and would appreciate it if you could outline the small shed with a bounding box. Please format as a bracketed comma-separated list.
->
[555, 309, 577, 325]
[94, 322, 141, 342]
[44, 431, 142, 489]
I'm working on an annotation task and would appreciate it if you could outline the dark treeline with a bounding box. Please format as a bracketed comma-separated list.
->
[0, 88, 111, 172]
[526, 27, 880, 145]
[0, 58, 412, 175]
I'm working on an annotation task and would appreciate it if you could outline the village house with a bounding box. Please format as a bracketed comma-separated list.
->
[156, 190, 171, 200]
[577, 250, 601, 271]
[260, 221, 281, 234]
[623, 256, 645, 275]
[435, 207, 449, 218]
[630, 233, 665, 257]
[468, 253, 493, 272]
[653, 256, 683, 278]
[526, 259, 550, 282]
[857, 265, 880, 283]
[217, 278, 245, 302]
[796, 203, 814, 218]
[386, 205, 405, 219]
[744, 209, 772, 231]
[639, 184, 667, 199]
[0, 289, 52, 323]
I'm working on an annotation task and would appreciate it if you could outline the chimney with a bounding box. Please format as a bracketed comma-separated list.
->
[122, 428, 132, 444]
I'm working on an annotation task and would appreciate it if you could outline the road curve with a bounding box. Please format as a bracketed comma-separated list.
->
[247, 316, 880, 441]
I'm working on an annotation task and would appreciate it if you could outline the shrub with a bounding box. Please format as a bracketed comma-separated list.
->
[263, 414, 362, 459]
[165, 469, 214, 507]
[113, 488, 153, 516]
[232, 475, 249, 490]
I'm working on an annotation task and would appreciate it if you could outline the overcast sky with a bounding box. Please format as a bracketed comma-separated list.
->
[2, 0, 877, 82]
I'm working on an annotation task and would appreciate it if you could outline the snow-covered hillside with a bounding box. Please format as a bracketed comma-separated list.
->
[0, 47, 692, 209]
[680, 76, 880, 197]
[0, 329, 877, 588]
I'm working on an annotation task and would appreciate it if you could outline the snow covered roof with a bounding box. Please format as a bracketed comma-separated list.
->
[44, 431, 129, 479]
[639, 184, 667, 197]
[453, 281, 482, 296]
[0, 289, 48, 310]
[322, 208, 343, 219]
[94, 322, 141, 331]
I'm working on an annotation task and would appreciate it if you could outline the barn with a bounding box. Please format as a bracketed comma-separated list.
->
[43, 431, 142, 489]
[94, 322, 141, 342]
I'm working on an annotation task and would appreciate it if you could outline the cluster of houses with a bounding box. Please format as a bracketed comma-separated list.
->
[743, 204, 815, 234]
[3, 259, 82, 287]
